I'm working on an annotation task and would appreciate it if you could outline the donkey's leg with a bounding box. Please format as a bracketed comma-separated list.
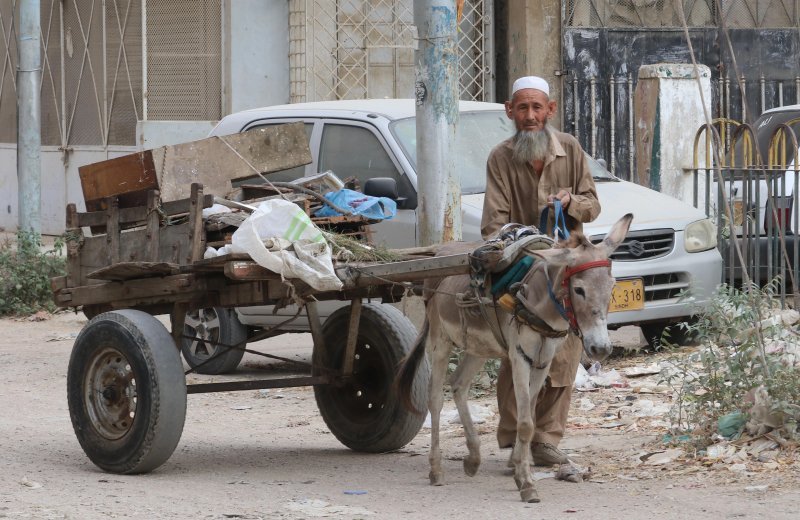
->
[427, 327, 452, 486]
[449, 353, 486, 477]
[517, 338, 560, 502]
[508, 344, 538, 501]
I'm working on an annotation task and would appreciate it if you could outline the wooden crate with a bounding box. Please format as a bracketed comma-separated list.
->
[79, 122, 311, 211]
[61, 183, 213, 289]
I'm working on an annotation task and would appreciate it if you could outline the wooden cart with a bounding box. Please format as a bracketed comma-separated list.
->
[53, 184, 471, 474]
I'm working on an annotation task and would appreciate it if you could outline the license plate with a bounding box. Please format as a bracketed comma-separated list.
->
[609, 278, 645, 312]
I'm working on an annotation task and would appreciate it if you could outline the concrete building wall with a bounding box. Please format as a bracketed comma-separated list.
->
[0, 2, 290, 234]
[634, 63, 712, 203]
[0, 146, 137, 235]
[503, 0, 562, 128]
[226, 0, 290, 114]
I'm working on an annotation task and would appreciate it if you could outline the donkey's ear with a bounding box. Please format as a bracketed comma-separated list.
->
[598, 213, 633, 256]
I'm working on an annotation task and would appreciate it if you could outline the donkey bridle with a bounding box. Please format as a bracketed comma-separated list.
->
[548, 259, 612, 337]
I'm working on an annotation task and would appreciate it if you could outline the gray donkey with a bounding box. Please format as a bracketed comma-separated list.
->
[397, 213, 633, 503]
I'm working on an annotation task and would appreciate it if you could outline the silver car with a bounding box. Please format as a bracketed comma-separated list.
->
[181, 100, 723, 372]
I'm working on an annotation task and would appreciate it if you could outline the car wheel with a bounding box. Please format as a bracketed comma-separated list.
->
[67, 310, 187, 474]
[313, 303, 428, 453]
[181, 307, 247, 374]
[641, 321, 697, 349]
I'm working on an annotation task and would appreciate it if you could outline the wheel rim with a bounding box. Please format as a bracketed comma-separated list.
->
[84, 346, 137, 440]
[331, 339, 390, 424]
[184, 308, 221, 360]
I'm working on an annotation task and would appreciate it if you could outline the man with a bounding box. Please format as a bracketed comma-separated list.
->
[481, 76, 601, 465]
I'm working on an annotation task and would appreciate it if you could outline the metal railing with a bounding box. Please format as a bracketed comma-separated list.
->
[691, 120, 800, 306]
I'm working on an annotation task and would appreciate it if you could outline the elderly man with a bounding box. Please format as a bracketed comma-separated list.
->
[481, 76, 601, 465]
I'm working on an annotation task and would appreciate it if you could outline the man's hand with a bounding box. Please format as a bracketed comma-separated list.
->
[547, 189, 571, 209]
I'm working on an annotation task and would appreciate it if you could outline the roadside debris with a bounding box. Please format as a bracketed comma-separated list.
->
[20, 477, 42, 489]
[566, 331, 799, 486]
[641, 448, 684, 466]
[555, 462, 593, 483]
[422, 404, 495, 428]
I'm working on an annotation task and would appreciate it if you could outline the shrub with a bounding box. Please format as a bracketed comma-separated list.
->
[662, 281, 800, 443]
[0, 231, 66, 316]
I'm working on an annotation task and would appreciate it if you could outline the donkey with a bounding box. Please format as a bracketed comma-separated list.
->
[396, 213, 632, 503]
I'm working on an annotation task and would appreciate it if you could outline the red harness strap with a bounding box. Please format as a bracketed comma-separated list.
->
[559, 259, 612, 334]
[563, 259, 612, 279]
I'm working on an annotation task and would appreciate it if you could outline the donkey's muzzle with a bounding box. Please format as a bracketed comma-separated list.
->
[584, 341, 613, 361]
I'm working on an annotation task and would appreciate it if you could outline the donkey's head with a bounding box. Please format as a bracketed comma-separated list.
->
[531, 213, 633, 361]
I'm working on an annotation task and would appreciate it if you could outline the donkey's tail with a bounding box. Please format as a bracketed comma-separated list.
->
[395, 317, 429, 415]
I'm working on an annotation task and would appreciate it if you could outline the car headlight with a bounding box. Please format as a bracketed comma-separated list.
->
[684, 219, 717, 253]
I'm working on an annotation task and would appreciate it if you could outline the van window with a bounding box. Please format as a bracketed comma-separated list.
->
[319, 124, 401, 189]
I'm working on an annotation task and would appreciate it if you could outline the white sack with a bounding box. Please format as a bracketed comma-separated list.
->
[229, 199, 342, 292]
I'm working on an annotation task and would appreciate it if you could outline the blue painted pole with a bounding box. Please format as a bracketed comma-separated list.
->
[414, 0, 461, 246]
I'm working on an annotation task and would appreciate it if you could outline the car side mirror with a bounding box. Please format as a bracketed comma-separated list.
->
[363, 177, 399, 197]
[363, 177, 398, 198]
[364, 177, 408, 210]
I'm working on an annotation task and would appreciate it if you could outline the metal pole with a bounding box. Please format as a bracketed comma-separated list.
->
[17, 0, 42, 233]
[414, 0, 460, 246]
[627, 73, 633, 181]
[142, 0, 148, 120]
[590, 76, 596, 157]
[609, 76, 616, 175]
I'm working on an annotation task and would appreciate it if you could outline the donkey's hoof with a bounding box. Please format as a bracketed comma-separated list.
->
[520, 486, 541, 503]
[463, 457, 480, 477]
[429, 471, 444, 486]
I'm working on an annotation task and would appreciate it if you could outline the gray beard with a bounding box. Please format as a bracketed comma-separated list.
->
[511, 129, 551, 165]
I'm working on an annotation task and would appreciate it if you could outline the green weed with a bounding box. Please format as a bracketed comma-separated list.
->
[662, 281, 800, 443]
[0, 231, 66, 316]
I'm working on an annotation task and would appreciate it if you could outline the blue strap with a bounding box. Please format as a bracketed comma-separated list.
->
[538, 200, 570, 241]
[547, 277, 571, 323]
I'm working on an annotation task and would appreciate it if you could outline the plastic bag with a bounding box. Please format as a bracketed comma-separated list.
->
[314, 188, 396, 220]
[229, 199, 342, 292]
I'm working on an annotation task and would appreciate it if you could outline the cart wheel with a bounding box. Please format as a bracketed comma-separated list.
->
[181, 307, 247, 374]
[67, 310, 187, 474]
[313, 303, 429, 453]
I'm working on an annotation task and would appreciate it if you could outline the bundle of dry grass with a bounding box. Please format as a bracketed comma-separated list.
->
[323, 231, 401, 263]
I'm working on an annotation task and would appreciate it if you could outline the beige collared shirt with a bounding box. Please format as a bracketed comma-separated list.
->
[481, 127, 601, 239]
[480, 127, 600, 386]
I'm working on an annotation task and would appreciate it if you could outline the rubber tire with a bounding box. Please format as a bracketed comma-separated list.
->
[641, 321, 697, 349]
[313, 303, 429, 453]
[181, 307, 247, 374]
[67, 310, 187, 474]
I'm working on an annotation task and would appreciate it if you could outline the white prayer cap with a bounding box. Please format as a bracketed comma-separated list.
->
[511, 76, 549, 97]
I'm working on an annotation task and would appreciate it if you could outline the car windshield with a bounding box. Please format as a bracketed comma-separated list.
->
[390, 110, 613, 193]
[391, 111, 513, 194]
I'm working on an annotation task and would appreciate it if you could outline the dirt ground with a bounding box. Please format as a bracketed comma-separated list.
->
[1, 311, 799, 520]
